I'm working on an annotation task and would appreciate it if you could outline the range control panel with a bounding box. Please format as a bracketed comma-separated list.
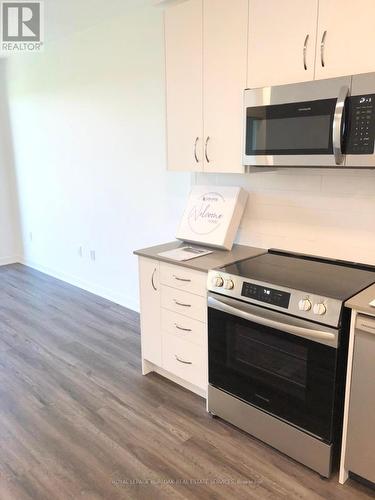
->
[207, 270, 344, 327]
[346, 94, 375, 154]
[241, 282, 291, 309]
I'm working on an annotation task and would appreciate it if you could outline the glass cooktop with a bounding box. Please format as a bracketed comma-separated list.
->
[220, 250, 375, 301]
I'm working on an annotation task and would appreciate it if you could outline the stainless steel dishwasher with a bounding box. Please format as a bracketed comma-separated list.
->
[345, 314, 375, 485]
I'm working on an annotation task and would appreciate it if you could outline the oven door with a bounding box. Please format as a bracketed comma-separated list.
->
[208, 293, 340, 442]
[243, 76, 351, 167]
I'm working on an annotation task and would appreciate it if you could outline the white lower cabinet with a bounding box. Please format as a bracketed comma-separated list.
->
[138, 257, 162, 367]
[161, 286, 207, 322]
[139, 258, 208, 396]
[162, 333, 207, 390]
[162, 309, 206, 347]
[160, 262, 207, 296]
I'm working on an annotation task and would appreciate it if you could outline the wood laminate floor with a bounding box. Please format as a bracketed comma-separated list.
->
[0, 264, 373, 500]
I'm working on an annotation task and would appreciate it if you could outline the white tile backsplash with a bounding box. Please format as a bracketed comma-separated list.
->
[194, 169, 375, 265]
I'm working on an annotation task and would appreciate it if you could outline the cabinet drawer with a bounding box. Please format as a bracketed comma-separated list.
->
[160, 263, 207, 296]
[162, 309, 206, 347]
[161, 286, 207, 322]
[162, 333, 207, 389]
[356, 315, 375, 335]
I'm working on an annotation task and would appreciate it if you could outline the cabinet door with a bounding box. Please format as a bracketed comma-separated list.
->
[165, 0, 203, 171]
[248, 0, 318, 88]
[346, 327, 375, 483]
[203, 0, 248, 173]
[315, 0, 375, 80]
[138, 257, 161, 366]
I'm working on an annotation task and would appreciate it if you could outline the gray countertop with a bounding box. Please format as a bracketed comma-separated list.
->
[134, 241, 266, 273]
[345, 283, 375, 316]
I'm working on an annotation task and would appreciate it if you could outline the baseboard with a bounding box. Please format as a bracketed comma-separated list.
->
[0, 255, 21, 266]
[20, 258, 140, 313]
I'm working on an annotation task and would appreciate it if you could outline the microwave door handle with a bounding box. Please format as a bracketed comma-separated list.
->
[333, 86, 349, 165]
[208, 296, 338, 347]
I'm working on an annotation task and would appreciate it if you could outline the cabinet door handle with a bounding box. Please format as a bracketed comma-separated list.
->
[174, 300, 191, 308]
[303, 34, 309, 70]
[151, 268, 157, 291]
[194, 137, 200, 163]
[175, 355, 192, 365]
[320, 30, 327, 67]
[205, 136, 210, 163]
[175, 323, 192, 332]
[173, 275, 191, 283]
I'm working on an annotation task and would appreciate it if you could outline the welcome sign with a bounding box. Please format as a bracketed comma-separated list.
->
[176, 186, 248, 250]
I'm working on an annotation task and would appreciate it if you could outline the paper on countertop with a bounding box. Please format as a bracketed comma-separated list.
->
[158, 246, 213, 262]
[369, 299, 375, 307]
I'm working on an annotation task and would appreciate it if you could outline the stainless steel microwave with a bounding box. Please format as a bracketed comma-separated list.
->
[243, 72, 375, 168]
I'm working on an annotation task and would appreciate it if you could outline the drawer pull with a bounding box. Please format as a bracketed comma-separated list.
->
[173, 275, 192, 283]
[174, 323, 192, 332]
[174, 300, 191, 308]
[175, 355, 192, 365]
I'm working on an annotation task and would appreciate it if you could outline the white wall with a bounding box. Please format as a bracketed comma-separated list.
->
[7, 3, 190, 311]
[0, 60, 21, 264]
[194, 169, 375, 265]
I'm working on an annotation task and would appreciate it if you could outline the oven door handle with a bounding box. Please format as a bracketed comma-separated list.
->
[208, 296, 338, 348]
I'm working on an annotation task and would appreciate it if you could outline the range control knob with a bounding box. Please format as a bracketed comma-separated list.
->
[313, 303, 327, 316]
[212, 276, 224, 288]
[298, 298, 312, 312]
[224, 279, 235, 290]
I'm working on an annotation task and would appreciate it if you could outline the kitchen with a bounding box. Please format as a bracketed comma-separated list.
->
[1, 0, 375, 498]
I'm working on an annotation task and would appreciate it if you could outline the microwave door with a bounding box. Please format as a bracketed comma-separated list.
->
[243, 76, 351, 167]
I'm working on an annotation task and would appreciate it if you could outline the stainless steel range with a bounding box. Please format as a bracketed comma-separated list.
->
[207, 250, 375, 478]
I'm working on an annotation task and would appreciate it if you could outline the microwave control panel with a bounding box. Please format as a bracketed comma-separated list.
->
[346, 94, 375, 154]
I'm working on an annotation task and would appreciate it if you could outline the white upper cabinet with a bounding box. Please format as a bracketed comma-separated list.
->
[165, 0, 203, 172]
[164, 0, 375, 173]
[165, 0, 248, 173]
[315, 0, 375, 80]
[203, 0, 248, 173]
[248, 0, 319, 89]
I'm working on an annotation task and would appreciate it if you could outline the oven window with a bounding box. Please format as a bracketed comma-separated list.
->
[229, 324, 308, 401]
[209, 305, 338, 441]
[246, 98, 336, 155]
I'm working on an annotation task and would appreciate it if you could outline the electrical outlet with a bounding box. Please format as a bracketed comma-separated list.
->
[90, 250, 96, 261]
[78, 246, 83, 257]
